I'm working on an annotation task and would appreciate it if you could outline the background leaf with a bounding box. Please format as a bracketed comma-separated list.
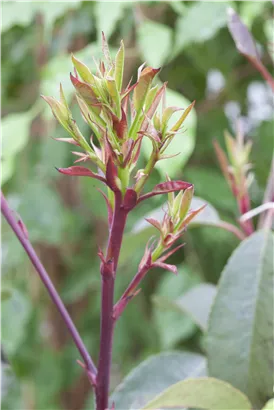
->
[207, 230, 274, 408]
[137, 20, 172, 67]
[154, 283, 217, 332]
[174, 2, 229, 56]
[111, 352, 206, 409]
[2, 290, 31, 356]
[143, 377, 252, 410]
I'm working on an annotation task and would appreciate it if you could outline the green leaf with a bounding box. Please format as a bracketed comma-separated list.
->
[2, 290, 31, 356]
[263, 398, 274, 410]
[94, 2, 128, 40]
[137, 20, 172, 67]
[1, 1, 81, 32]
[153, 265, 201, 348]
[142, 87, 196, 178]
[1, 288, 12, 302]
[207, 230, 274, 408]
[1, 110, 33, 185]
[174, 2, 229, 56]
[154, 283, 217, 332]
[1, 157, 15, 186]
[111, 352, 206, 409]
[142, 377, 252, 410]
[240, 1, 266, 28]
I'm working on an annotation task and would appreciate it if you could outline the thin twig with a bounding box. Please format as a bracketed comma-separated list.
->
[1, 192, 97, 381]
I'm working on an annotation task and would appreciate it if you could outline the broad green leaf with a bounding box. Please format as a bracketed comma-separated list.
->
[207, 230, 274, 408]
[263, 398, 274, 410]
[2, 290, 31, 356]
[154, 283, 217, 332]
[174, 2, 229, 56]
[153, 265, 201, 348]
[1, 1, 81, 32]
[142, 87, 196, 178]
[137, 20, 172, 67]
[111, 352, 206, 409]
[142, 377, 252, 410]
[94, 2, 128, 41]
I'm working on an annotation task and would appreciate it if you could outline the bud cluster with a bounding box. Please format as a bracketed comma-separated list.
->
[42, 33, 202, 263]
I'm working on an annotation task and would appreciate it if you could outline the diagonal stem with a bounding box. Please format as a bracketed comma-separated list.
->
[1, 192, 97, 380]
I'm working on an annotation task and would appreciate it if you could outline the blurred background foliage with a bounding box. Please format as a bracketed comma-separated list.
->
[1, 1, 273, 409]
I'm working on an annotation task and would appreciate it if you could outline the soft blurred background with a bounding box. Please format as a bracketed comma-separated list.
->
[1, 1, 273, 409]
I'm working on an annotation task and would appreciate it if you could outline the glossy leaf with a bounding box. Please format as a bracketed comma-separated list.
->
[143, 377, 252, 410]
[111, 352, 206, 409]
[207, 230, 274, 408]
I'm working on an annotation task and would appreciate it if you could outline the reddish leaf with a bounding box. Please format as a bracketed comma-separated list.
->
[158, 243, 185, 263]
[70, 73, 100, 111]
[145, 217, 162, 232]
[56, 166, 106, 183]
[153, 261, 178, 275]
[97, 188, 113, 226]
[52, 137, 80, 146]
[105, 159, 120, 192]
[112, 108, 128, 140]
[138, 180, 192, 203]
[133, 66, 161, 111]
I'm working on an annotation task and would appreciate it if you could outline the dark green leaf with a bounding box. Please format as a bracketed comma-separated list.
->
[207, 230, 274, 408]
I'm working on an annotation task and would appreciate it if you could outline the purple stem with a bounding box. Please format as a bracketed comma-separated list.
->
[95, 191, 128, 410]
[1, 192, 97, 379]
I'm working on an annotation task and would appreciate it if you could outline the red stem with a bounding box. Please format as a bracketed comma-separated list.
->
[96, 191, 128, 410]
[1, 192, 97, 380]
[249, 57, 274, 92]
[237, 192, 254, 236]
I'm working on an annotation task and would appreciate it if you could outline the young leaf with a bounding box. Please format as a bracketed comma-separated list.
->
[207, 230, 274, 409]
[71, 54, 95, 84]
[114, 40, 124, 92]
[142, 377, 252, 410]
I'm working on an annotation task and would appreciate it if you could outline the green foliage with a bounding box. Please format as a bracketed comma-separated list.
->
[207, 230, 274, 408]
[137, 20, 172, 67]
[111, 352, 206, 409]
[174, 2, 230, 56]
[142, 377, 252, 410]
[152, 265, 201, 349]
[2, 1, 273, 409]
